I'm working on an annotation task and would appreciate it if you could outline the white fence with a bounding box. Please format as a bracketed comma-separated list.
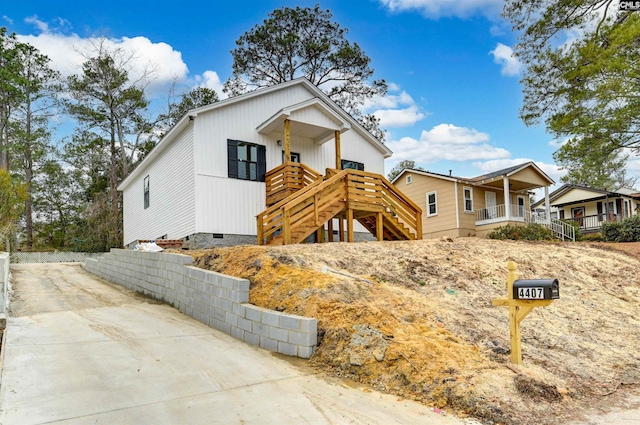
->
[10, 252, 107, 264]
[1, 252, 9, 320]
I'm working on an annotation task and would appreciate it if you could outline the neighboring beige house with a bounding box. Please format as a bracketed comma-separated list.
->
[392, 162, 573, 240]
[533, 184, 640, 233]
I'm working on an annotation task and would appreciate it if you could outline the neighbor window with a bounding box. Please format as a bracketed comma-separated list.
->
[463, 186, 473, 213]
[427, 191, 437, 216]
[406, 175, 413, 184]
[143, 175, 150, 209]
[341, 159, 364, 171]
[228, 139, 266, 182]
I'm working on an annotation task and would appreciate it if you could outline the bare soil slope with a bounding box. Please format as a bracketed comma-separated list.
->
[186, 238, 640, 425]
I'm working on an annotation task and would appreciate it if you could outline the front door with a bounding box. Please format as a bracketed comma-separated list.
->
[485, 191, 497, 219]
[571, 207, 585, 227]
[517, 196, 526, 218]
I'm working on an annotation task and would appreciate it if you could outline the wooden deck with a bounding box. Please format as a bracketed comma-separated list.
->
[257, 163, 422, 245]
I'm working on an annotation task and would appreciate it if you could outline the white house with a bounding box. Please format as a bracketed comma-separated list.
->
[118, 78, 396, 249]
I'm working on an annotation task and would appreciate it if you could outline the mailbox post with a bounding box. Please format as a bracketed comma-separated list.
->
[492, 261, 558, 366]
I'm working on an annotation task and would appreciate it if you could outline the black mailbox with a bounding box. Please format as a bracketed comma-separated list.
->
[513, 279, 559, 300]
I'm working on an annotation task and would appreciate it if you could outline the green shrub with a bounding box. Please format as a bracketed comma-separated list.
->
[578, 233, 604, 242]
[602, 215, 640, 242]
[562, 218, 582, 240]
[487, 223, 557, 241]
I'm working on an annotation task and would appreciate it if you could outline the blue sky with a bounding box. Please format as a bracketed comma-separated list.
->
[2, 0, 595, 189]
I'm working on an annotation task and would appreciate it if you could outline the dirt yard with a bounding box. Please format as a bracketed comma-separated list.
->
[184, 239, 640, 425]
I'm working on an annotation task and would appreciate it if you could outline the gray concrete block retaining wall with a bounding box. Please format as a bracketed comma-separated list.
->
[84, 249, 317, 358]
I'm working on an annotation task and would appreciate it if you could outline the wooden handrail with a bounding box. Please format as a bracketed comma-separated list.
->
[257, 167, 423, 245]
[265, 162, 323, 207]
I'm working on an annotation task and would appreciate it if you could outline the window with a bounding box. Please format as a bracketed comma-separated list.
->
[406, 175, 413, 184]
[282, 151, 300, 163]
[228, 139, 266, 182]
[597, 201, 603, 218]
[463, 186, 473, 213]
[341, 159, 364, 171]
[143, 175, 150, 209]
[427, 191, 437, 216]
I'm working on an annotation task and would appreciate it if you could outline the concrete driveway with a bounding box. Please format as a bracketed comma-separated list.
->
[0, 263, 469, 425]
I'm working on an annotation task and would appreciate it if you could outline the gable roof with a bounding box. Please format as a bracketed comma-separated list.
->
[536, 184, 640, 208]
[468, 162, 554, 185]
[392, 161, 554, 187]
[119, 78, 391, 191]
[256, 98, 351, 144]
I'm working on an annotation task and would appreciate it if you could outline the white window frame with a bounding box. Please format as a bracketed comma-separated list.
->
[406, 174, 413, 185]
[463, 186, 473, 213]
[427, 191, 438, 217]
[143, 175, 150, 209]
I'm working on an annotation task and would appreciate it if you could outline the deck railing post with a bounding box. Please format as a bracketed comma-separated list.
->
[257, 215, 264, 245]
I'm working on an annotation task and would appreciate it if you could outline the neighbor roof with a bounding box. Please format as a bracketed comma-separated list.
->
[391, 161, 554, 186]
[540, 184, 640, 208]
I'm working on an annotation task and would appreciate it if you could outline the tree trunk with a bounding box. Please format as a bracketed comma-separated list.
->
[25, 98, 33, 251]
[110, 121, 120, 249]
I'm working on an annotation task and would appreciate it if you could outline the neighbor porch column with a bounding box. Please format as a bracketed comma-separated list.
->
[327, 219, 334, 242]
[544, 186, 550, 222]
[504, 177, 511, 221]
[335, 130, 341, 170]
[284, 119, 291, 162]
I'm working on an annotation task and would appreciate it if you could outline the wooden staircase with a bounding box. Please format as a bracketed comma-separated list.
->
[257, 164, 422, 246]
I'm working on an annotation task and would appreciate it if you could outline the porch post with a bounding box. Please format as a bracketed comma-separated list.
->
[335, 130, 341, 170]
[284, 119, 291, 162]
[544, 186, 550, 222]
[504, 177, 511, 221]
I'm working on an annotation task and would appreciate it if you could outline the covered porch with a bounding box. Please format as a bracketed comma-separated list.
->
[471, 163, 553, 226]
[255, 99, 422, 245]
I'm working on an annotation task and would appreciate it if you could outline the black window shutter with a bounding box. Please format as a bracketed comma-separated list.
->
[227, 140, 238, 179]
[597, 201, 603, 215]
[257, 145, 266, 182]
[559, 210, 565, 220]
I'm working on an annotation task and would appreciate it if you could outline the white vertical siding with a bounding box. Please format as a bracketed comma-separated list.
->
[193, 84, 385, 176]
[194, 84, 313, 177]
[195, 176, 265, 235]
[289, 105, 341, 129]
[191, 83, 386, 236]
[337, 131, 386, 175]
[122, 126, 196, 245]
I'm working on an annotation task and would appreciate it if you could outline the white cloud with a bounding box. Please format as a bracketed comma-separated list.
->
[375, 105, 425, 128]
[17, 32, 189, 97]
[194, 70, 227, 99]
[386, 123, 509, 163]
[24, 15, 49, 33]
[364, 85, 427, 128]
[489, 25, 505, 37]
[548, 137, 571, 148]
[379, 0, 503, 19]
[490, 43, 522, 76]
[2, 15, 13, 25]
